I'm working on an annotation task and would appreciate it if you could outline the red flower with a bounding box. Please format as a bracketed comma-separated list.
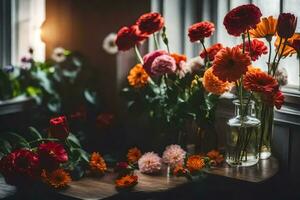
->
[96, 113, 114, 128]
[263, 91, 285, 109]
[290, 39, 300, 54]
[238, 39, 268, 61]
[200, 43, 223, 61]
[38, 142, 68, 171]
[277, 13, 297, 39]
[188, 21, 215, 42]
[49, 116, 70, 140]
[244, 70, 278, 94]
[136, 12, 164, 35]
[0, 149, 40, 186]
[115, 25, 148, 51]
[223, 4, 262, 36]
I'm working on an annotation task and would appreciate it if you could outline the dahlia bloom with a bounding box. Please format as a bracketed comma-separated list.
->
[41, 169, 71, 189]
[188, 21, 215, 42]
[136, 12, 164, 35]
[212, 47, 251, 82]
[249, 16, 277, 39]
[238, 39, 268, 61]
[138, 152, 162, 174]
[207, 150, 224, 166]
[127, 64, 149, 88]
[277, 13, 297, 39]
[200, 43, 223, 61]
[89, 152, 107, 174]
[223, 4, 262, 36]
[162, 144, 186, 167]
[186, 155, 205, 173]
[143, 50, 168, 75]
[115, 175, 138, 189]
[115, 25, 148, 51]
[173, 165, 188, 177]
[127, 147, 142, 164]
[203, 67, 231, 95]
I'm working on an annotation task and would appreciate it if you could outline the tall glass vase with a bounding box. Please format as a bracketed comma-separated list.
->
[226, 100, 260, 167]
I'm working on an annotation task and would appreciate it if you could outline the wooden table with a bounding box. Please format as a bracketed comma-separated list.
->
[0, 157, 279, 200]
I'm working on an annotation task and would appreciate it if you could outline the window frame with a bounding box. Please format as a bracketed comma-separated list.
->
[0, 0, 12, 67]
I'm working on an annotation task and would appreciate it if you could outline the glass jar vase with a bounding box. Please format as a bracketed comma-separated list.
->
[226, 100, 261, 167]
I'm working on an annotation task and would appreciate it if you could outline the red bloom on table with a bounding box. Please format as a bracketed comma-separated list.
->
[223, 4, 262, 36]
[0, 149, 40, 186]
[243, 70, 278, 94]
[277, 13, 297, 39]
[188, 21, 215, 42]
[263, 91, 285, 109]
[200, 43, 223, 61]
[38, 142, 68, 171]
[212, 47, 251, 82]
[115, 25, 148, 51]
[136, 12, 164, 35]
[49, 116, 70, 140]
[238, 39, 268, 61]
[96, 113, 114, 128]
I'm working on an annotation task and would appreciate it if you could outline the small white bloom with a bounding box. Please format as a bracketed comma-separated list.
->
[184, 56, 204, 73]
[275, 66, 288, 86]
[102, 33, 118, 55]
[52, 47, 67, 63]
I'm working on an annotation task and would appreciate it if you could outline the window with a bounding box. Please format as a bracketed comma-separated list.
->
[152, 0, 300, 89]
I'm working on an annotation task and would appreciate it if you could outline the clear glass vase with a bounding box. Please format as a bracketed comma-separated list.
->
[226, 100, 260, 167]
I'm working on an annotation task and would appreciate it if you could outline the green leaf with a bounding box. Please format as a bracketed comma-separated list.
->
[67, 133, 81, 148]
[84, 89, 97, 105]
[28, 126, 43, 140]
[3, 132, 30, 149]
[0, 139, 12, 154]
[72, 148, 89, 163]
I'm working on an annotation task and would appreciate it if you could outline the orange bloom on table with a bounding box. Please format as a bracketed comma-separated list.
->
[127, 147, 142, 164]
[89, 152, 107, 174]
[203, 67, 231, 95]
[249, 16, 277, 39]
[275, 33, 300, 57]
[173, 165, 188, 176]
[127, 64, 149, 88]
[186, 155, 205, 173]
[207, 150, 224, 166]
[41, 169, 72, 189]
[115, 175, 138, 189]
[244, 70, 278, 94]
[212, 47, 251, 82]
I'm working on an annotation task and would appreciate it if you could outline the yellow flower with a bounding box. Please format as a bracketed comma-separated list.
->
[203, 67, 231, 95]
[89, 152, 107, 174]
[249, 16, 277, 39]
[275, 33, 300, 57]
[186, 155, 205, 173]
[127, 147, 142, 164]
[127, 64, 149, 88]
[41, 169, 72, 189]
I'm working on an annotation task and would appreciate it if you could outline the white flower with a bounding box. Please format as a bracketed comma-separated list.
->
[275, 67, 288, 86]
[183, 56, 204, 73]
[102, 33, 118, 55]
[52, 47, 67, 63]
[138, 152, 162, 174]
[162, 144, 186, 167]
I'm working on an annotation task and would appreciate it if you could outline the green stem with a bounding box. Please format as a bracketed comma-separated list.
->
[273, 38, 287, 76]
[28, 138, 59, 144]
[242, 33, 246, 54]
[153, 33, 159, 50]
[247, 30, 252, 58]
[200, 39, 210, 69]
[267, 40, 272, 74]
[271, 37, 282, 75]
[134, 45, 144, 64]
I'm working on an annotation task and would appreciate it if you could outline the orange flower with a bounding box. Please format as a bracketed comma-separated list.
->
[127, 147, 142, 164]
[275, 33, 300, 57]
[247, 65, 262, 74]
[212, 47, 251, 82]
[127, 64, 149, 88]
[203, 67, 231, 95]
[170, 53, 187, 65]
[41, 169, 71, 189]
[249, 16, 277, 39]
[173, 165, 188, 176]
[115, 175, 138, 189]
[186, 155, 205, 173]
[89, 152, 107, 174]
[244, 70, 278, 94]
[207, 150, 224, 166]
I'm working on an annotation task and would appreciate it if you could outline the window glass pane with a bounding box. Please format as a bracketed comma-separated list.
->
[253, 0, 280, 16]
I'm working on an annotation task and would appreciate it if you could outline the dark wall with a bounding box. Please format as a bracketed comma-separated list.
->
[42, 0, 151, 113]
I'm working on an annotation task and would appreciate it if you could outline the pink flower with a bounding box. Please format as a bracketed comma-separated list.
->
[143, 50, 168, 75]
[138, 152, 162, 174]
[162, 144, 186, 167]
[151, 55, 176, 76]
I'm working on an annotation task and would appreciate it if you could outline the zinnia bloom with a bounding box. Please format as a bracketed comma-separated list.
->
[49, 116, 70, 140]
[244, 70, 278, 94]
[41, 169, 71, 189]
[223, 4, 262, 36]
[277, 13, 297, 39]
[186, 155, 205, 173]
[238, 39, 268, 61]
[115, 25, 148, 51]
[173, 165, 188, 177]
[203, 67, 231, 95]
[89, 152, 107, 174]
[162, 144, 186, 167]
[115, 175, 138, 189]
[200, 43, 223, 61]
[38, 142, 68, 170]
[0, 149, 40, 186]
[127, 147, 142, 164]
[207, 150, 224, 166]
[127, 64, 149, 88]
[212, 47, 251, 82]
[249, 16, 277, 40]
[136, 12, 164, 35]
[275, 33, 300, 57]
[188, 21, 215, 42]
[138, 152, 162, 174]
